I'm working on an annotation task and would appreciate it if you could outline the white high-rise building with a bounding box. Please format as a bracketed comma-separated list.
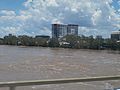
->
[52, 24, 78, 38]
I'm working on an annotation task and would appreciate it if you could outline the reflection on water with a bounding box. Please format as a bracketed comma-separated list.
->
[0, 45, 120, 90]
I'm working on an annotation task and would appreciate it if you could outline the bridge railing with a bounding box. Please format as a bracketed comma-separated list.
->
[0, 75, 120, 90]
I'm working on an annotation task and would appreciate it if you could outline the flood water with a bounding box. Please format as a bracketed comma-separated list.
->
[0, 45, 120, 90]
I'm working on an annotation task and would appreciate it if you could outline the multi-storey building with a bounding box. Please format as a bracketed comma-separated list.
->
[52, 24, 67, 38]
[52, 24, 78, 38]
[111, 30, 120, 40]
[67, 24, 78, 36]
[96, 35, 102, 39]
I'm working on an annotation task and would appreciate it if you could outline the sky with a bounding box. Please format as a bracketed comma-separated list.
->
[0, 0, 120, 38]
[0, 0, 26, 11]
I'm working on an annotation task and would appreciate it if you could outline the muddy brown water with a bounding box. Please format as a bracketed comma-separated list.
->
[0, 45, 120, 90]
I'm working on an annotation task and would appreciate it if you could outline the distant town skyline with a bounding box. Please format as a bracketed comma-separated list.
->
[0, 0, 120, 38]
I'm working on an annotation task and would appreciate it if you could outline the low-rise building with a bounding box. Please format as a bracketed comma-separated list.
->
[35, 35, 50, 39]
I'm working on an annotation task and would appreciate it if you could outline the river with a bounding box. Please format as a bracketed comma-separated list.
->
[0, 45, 120, 90]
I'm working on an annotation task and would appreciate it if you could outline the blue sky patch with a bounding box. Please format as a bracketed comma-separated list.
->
[0, 0, 26, 11]
[111, 0, 120, 11]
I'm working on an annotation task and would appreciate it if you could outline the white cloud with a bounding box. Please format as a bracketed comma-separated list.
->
[92, 10, 102, 25]
[79, 26, 99, 36]
[0, 0, 120, 37]
[0, 10, 16, 16]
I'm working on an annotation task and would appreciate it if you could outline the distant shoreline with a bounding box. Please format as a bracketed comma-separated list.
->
[0, 34, 120, 51]
[1, 45, 120, 53]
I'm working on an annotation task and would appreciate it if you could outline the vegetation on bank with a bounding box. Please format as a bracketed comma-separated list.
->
[0, 34, 120, 50]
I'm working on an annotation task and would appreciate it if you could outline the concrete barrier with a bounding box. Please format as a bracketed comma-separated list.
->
[0, 75, 120, 90]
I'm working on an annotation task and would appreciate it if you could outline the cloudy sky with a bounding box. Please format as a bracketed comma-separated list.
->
[0, 0, 120, 38]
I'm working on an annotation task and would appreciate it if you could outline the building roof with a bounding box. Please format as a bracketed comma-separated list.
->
[68, 24, 79, 26]
[35, 35, 50, 38]
[52, 24, 78, 26]
[111, 31, 120, 34]
[52, 24, 67, 26]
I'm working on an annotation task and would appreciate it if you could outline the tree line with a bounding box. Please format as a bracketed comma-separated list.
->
[0, 34, 50, 47]
[0, 34, 120, 50]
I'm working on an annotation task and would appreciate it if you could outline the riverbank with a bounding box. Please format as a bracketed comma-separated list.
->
[1, 34, 120, 51]
[1, 44, 120, 53]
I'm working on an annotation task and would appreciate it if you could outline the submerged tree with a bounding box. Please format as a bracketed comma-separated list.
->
[18, 35, 35, 46]
[0, 38, 3, 45]
[3, 34, 18, 45]
[48, 38, 59, 47]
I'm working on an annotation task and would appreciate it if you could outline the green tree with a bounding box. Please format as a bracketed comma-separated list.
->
[18, 35, 35, 46]
[48, 38, 59, 47]
[61, 35, 81, 48]
[3, 34, 18, 45]
[0, 38, 3, 45]
[104, 39, 117, 50]
[34, 37, 49, 47]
